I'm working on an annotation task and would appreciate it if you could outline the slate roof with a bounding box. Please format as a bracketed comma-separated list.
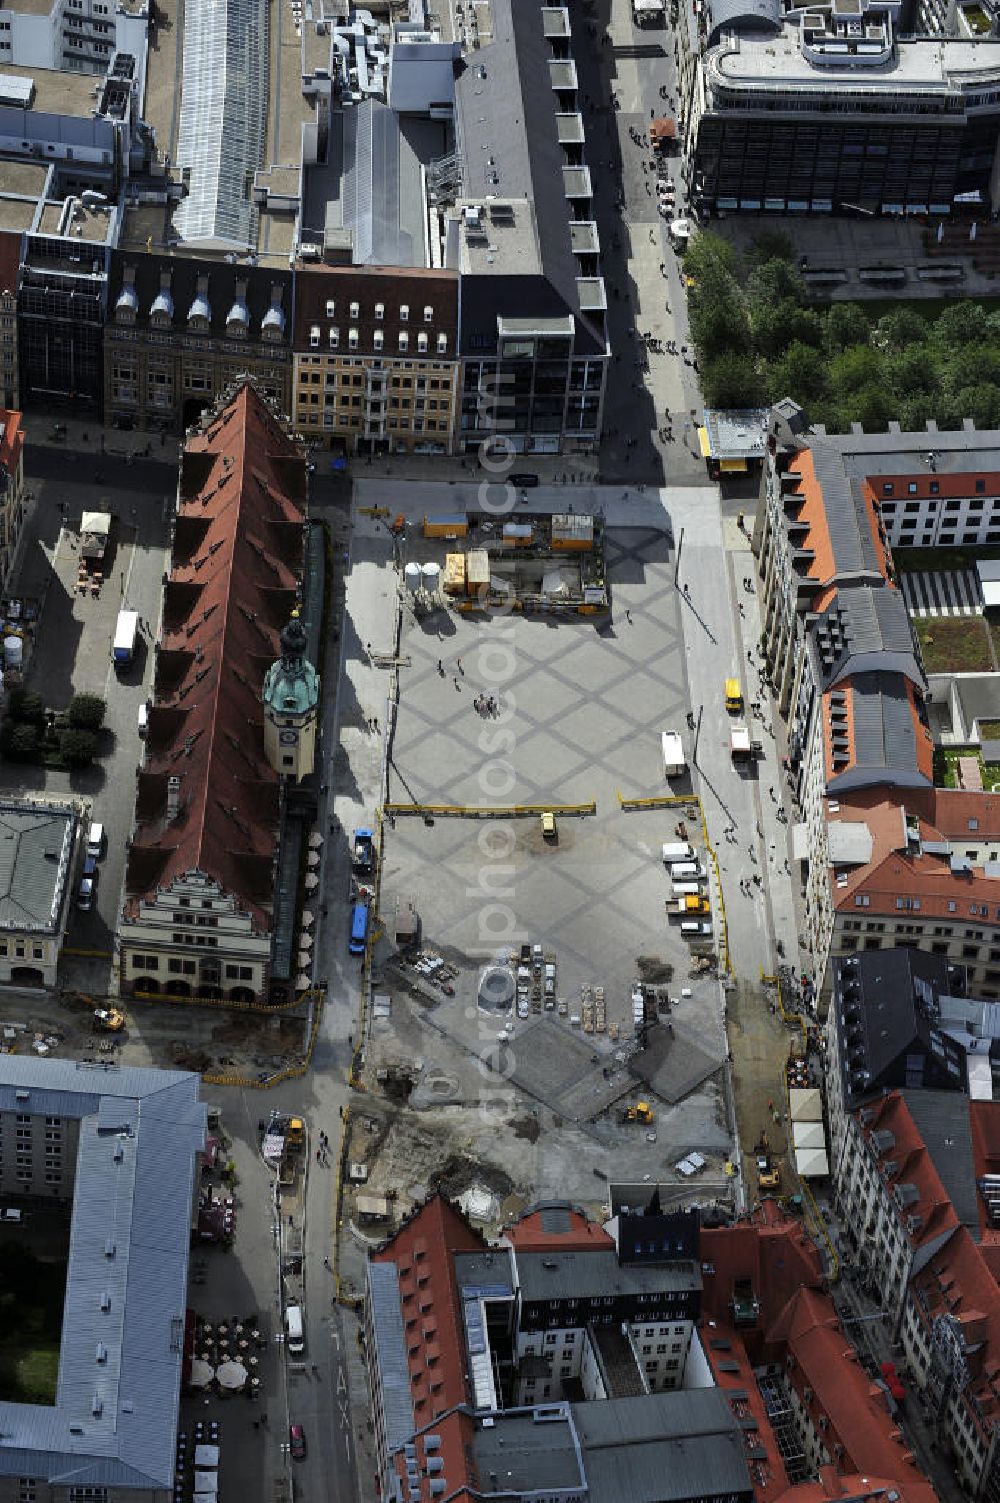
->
[809, 441, 884, 578]
[0, 1058, 205, 1490]
[126, 382, 306, 928]
[573, 1391, 752, 1503]
[108, 252, 292, 348]
[903, 1088, 981, 1238]
[832, 948, 957, 1107]
[292, 264, 458, 356]
[452, 0, 606, 358]
[813, 587, 923, 693]
[0, 801, 75, 933]
[516, 1247, 701, 1302]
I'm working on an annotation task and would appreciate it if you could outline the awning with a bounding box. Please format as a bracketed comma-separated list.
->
[720, 459, 748, 473]
[793, 1120, 826, 1150]
[697, 426, 711, 458]
[795, 1146, 830, 1178]
[789, 1087, 823, 1122]
[791, 822, 809, 861]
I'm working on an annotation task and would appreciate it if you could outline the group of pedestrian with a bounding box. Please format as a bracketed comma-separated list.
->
[315, 1131, 331, 1167]
[742, 575, 754, 592]
[474, 694, 501, 717]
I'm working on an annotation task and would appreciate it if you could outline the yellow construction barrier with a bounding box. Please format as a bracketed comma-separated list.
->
[202, 991, 326, 1089]
[616, 791, 730, 974]
[113, 986, 320, 1015]
[384, 801, 597, 818]
[357, 505, 390, 518]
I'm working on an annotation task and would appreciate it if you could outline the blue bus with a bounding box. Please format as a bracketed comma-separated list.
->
[349, 902, 370, 954]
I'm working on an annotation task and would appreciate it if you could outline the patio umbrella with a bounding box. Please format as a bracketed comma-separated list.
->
[305, 872, 319, 890]
[301, 910, 315, 928]
[300, 931, 314, 949]
[307, 850, 320, 869]
[308, 832, 323, 849]
[189, 1360, 214, 1390]
[216, 1359, 248, 1391]
[296, 972, 311, 990]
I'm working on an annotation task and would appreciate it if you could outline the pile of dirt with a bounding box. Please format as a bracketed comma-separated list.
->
[637, 957, 674, 985]
[430, 1154, 515, 1201]
[510, 1115, 541, 1143]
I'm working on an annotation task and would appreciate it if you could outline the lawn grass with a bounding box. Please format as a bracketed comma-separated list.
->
[893, 545, 1000, 573]
[916, 615, 995, 674]
[0, 1245, 66, 1405]
[0, 1343, 60, 1404]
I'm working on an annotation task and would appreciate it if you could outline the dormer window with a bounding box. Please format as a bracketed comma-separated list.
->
[424, 305, 433, 322]
[262, 287, 285, 342]
[325, 299, 336, 317]
[349, 300, 359, 319]
[417, 332, 428, 353]
[149, 274, 173, 328]
[329, 326, 339, 348]
[349, 327, 359, 350]
[226, 280, 250, 339]
[437, 332, 448, 354]
[116, 270, 138, 326]
[187, 275, 211, 331]
[375, 302, 384, 320]
[310, 325, 320, 348]
[400, 304, 409, 322]
[399, 330, 409, 351]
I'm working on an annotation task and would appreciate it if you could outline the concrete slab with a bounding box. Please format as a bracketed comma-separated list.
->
[628, 1018, 721, 1104]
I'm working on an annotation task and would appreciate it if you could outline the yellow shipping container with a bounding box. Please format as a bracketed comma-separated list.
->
[423, 514, 468, 538]
[444, 554, 466, 594]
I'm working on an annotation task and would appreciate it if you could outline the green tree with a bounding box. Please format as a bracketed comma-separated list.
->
[941, 343, 1000, 394]
[768, 342, 827, 406]
[700, 352, 761, 409]
[886, 346, 937, 399]
[823, 304, 871, 355]
[746, 258, 807, 313]
[689, 293, 752, 363]
[932, 301, 984, 350]
[951, 383, 1000, 429]
[7, 687, 44, 725]
[682, 229, 739, 284]
[872, 308, 927, 353]
[60, 728, 96, 768]
[828, 344, 883, 403]
[3, 722, 39, 760]
[68, 693, 106, 731]
[751, 299, 822, 360]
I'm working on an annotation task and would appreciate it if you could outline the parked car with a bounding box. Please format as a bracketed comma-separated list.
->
[509, 471, 539, 488]
[86, 821, 105, 859]
[76, 876, 95, 911]
[289, 1424, 307, 1461]
[82, 854, 98, 880]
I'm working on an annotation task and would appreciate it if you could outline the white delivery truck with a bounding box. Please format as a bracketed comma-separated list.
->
[113, 609, 139, 670]
[285, 1303, 305, 1354]
[662, 841, 694, 864]
[661, 731, 686, 778]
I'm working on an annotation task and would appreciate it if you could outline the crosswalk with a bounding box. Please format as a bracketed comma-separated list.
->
[899, 567, 983, 617]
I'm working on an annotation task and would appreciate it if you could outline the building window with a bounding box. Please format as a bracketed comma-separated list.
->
[400, 304, 409, 321]
[375, 302, 384, 320]
[424, 305, 433, 322]
[325, 299, 336, 317]
[399, 332, 408, 351]
[349, 301, 359, 319]
[310, 325, 320, 348]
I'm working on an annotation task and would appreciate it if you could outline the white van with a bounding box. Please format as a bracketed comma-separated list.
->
[670, 862, 705, 881]
[681, 920, 713, 936]
[671, 882, 701, 897]
[285, 1304, 304, 1354]
[662, 842, 694, 864]
[137, 702, 149, 736]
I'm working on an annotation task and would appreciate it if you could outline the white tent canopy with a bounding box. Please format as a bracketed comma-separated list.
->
[795, 1146, 830, 1178]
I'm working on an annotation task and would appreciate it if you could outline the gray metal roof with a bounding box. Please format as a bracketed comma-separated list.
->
[707, 0, 781, 42]
[472, 1409, 585, 1493]
[813, 587, 923, 693]
[516, 1248, 700, 1303]
[340, 103, 428, 266]
[0, 801, 75, 933]
[827, 670, 930, 793]
[367, 1262, 415, 1456]
[0, 1059, 205, 1490]
[172, 0, 267, 249]
[902, 1089, 981, 1237]
[702, 407, 769, 460]
[574, 1391, 752, 1503]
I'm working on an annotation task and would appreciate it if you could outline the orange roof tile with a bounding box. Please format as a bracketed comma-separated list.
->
[504, 1205, 615, 1251]
[126, 382, 307, 928]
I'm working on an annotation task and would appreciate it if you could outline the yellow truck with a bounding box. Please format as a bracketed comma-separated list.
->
[667, 894, 710, 916]
[725, 677, 743, 713]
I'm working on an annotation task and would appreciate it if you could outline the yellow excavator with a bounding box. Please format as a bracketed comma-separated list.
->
[622, 1101, 655, 1125]
[754, 1133, 781, 1190]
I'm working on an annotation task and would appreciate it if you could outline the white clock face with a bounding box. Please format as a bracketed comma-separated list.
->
[279, 730, 298, 745]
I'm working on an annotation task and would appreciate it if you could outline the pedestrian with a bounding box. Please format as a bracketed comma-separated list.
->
[316, 1148, 322, 1163]
[457, 657, 464, 674]
[324, 1256, 331, 1269]
[455, 677, 461, 690]
[373, 717, 380, 732]
[625, 608, 632, 623]
[437, 658, 443, 673]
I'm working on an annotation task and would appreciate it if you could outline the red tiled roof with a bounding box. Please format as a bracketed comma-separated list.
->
[829, 786, 1000, 916]
[0, 230, 19, 300]
[0, 408, 22, 474]
[126, 382, 306, 927]
[504, 1205, 615, 1251]
[701, 1206, 937, 1503]
[857, 1093, 959, 1248]
[912, 1226, 1000, 1435]
[374, 1194, 488, 1438]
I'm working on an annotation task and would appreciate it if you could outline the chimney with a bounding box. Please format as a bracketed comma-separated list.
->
[166, 775, 181, 822]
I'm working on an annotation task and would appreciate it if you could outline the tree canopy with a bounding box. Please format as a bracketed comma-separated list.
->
[684, 231, 1000, 432]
